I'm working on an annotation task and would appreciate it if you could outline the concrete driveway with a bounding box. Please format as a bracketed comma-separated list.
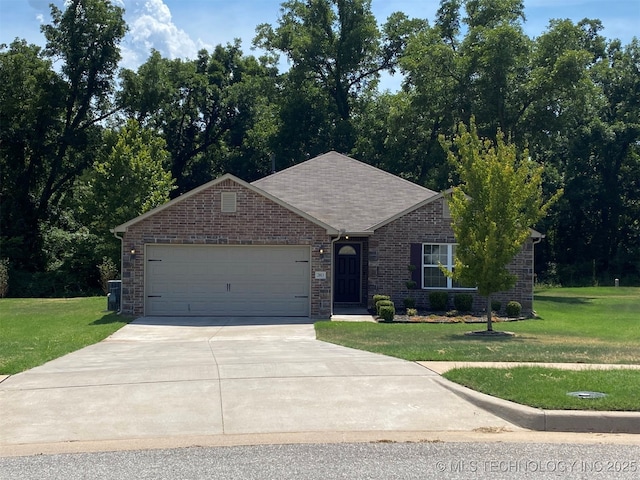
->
[0, 317, 518, 448]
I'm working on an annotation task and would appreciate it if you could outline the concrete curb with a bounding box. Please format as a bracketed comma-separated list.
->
[434, 376, 640, 434]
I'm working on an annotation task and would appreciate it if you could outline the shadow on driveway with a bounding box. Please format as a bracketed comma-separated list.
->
[131, 316, 317, 327]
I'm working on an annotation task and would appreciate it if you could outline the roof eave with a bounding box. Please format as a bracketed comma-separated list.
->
[335, 230, 374, 237]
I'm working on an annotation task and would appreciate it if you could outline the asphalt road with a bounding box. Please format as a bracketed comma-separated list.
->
[2, 442, 640, 480]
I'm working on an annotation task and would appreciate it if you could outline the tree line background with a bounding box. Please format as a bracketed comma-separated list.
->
[1, 0, 638, 297]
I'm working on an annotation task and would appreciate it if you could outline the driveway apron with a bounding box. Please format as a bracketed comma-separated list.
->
[0, 317, 517, 445]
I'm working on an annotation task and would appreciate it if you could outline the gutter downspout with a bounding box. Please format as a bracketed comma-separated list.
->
[112, 230, 124, 315]
[329, 229, 346, 318]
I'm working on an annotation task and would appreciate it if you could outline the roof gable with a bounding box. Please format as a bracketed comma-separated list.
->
[112, 173, 338, 234]
[253, 151, 438, 233]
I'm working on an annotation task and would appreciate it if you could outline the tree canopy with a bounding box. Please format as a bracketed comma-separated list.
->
[1, 0, 638, 295]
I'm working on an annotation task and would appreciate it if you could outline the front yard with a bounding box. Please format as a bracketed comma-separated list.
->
[316, 287, 640, 364]
[316, 287, 640, 410]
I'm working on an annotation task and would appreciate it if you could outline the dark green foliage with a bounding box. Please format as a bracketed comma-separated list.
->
[0, 258, 8, 298]
[405, 280, 417, 290]
[453, 293, 473, 312]
[429, 291, 449, 311]
[254, 0, 427, 155]
[9, 270, 100, 298]
[491, 300, 502, 312]
[378, 305, 396, 322]
[506, 301, 522, 317]
[403, 297, 416, 309]
[1, 0, 126, 294]
[1, 0, 639, 300]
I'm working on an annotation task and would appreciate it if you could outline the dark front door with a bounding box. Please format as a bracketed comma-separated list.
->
[334, 243, 361, 303]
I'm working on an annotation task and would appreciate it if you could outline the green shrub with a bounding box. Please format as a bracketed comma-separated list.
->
[491, 300, 502, 313]
[376, 299, 394, 315]
[405, 280, 417, 290]
[506, 301, 522, 317]
[372, 294, 391, 305]
[454, 293, 473, 312]
[9, 269, 99, 298]
[403, 297, 416, 309]
[0, 258, 8, 298]
[406, 308, 418, 316]
[429, 291, 448, 311]
[378, 305, 395, 322]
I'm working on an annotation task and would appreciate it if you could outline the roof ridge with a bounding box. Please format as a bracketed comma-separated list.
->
[252, 151, 341, 184]
[254, 151, 438, 196]
[341, 155, 438, 195]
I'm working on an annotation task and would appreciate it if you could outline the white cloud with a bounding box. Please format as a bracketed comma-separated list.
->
[28, 0, 57, 12]
[119, 0, 212, 70]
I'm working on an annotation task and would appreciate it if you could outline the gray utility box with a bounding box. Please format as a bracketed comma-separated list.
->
[107, 280, 122, 311]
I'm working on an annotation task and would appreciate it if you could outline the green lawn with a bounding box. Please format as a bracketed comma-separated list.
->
[443, 366, 640, 411]
[315, 287, 640, 364]
[315, 287, 640, 411]
[0, 297, 130, 374]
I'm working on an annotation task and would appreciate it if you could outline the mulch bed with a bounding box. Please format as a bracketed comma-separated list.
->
[380, 313, 528, 324]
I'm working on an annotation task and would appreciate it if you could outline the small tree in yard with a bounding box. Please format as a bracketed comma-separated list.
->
[440, 120, 561, 332]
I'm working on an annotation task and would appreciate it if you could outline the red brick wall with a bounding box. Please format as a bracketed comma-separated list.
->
[368, 198, 536, 314]
[120, 179, 332, 318]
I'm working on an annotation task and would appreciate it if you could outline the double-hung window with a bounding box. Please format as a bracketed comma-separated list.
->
[423, 244, 454, 288]
[421, 243, 474, 289]
[409, 243, 475, 289]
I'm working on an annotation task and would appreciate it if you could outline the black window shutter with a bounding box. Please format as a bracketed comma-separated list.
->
[410, 243, 422, 287]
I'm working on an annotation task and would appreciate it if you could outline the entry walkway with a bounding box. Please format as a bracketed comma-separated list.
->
[0, 317, 516, 450]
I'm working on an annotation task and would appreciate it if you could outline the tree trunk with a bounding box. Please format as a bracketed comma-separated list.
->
[486, 294, 493, 332]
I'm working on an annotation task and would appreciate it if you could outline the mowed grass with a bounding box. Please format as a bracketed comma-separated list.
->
[443, 366, 640, 411]
[0, 297, 130, 374]
[315, 287, 640, 364]
[315, 287, 640, 410]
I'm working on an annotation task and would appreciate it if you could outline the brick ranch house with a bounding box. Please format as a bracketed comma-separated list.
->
[113, 151, 541, 318]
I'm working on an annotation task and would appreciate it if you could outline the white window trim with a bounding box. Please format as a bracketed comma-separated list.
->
[422, 243, 476, 290]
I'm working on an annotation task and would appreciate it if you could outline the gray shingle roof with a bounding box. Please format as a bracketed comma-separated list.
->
[252, 151, 438, 233]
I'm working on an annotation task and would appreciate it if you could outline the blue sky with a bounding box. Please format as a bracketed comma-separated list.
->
[1, 0, 638, 90]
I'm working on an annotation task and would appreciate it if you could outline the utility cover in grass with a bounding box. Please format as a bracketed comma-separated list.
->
[567, 391, 607, 399]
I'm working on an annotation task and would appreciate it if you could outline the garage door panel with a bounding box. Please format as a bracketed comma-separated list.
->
[145, 245, 310, 316]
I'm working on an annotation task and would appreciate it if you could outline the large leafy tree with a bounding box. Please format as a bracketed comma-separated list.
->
[441, 120, 561, 331]
[119, 43, 278, 194]
[395, 0, 639, 284]
[528, 31, 640, 284]
[254, 0, 426, 157]
[376, 0, 531, 190]
[73, 119, 175, 261]
[0, 41, 64, 270]
[0, 0, 126, 272]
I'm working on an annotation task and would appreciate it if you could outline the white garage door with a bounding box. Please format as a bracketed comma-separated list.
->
[145, 245, 310, 316]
